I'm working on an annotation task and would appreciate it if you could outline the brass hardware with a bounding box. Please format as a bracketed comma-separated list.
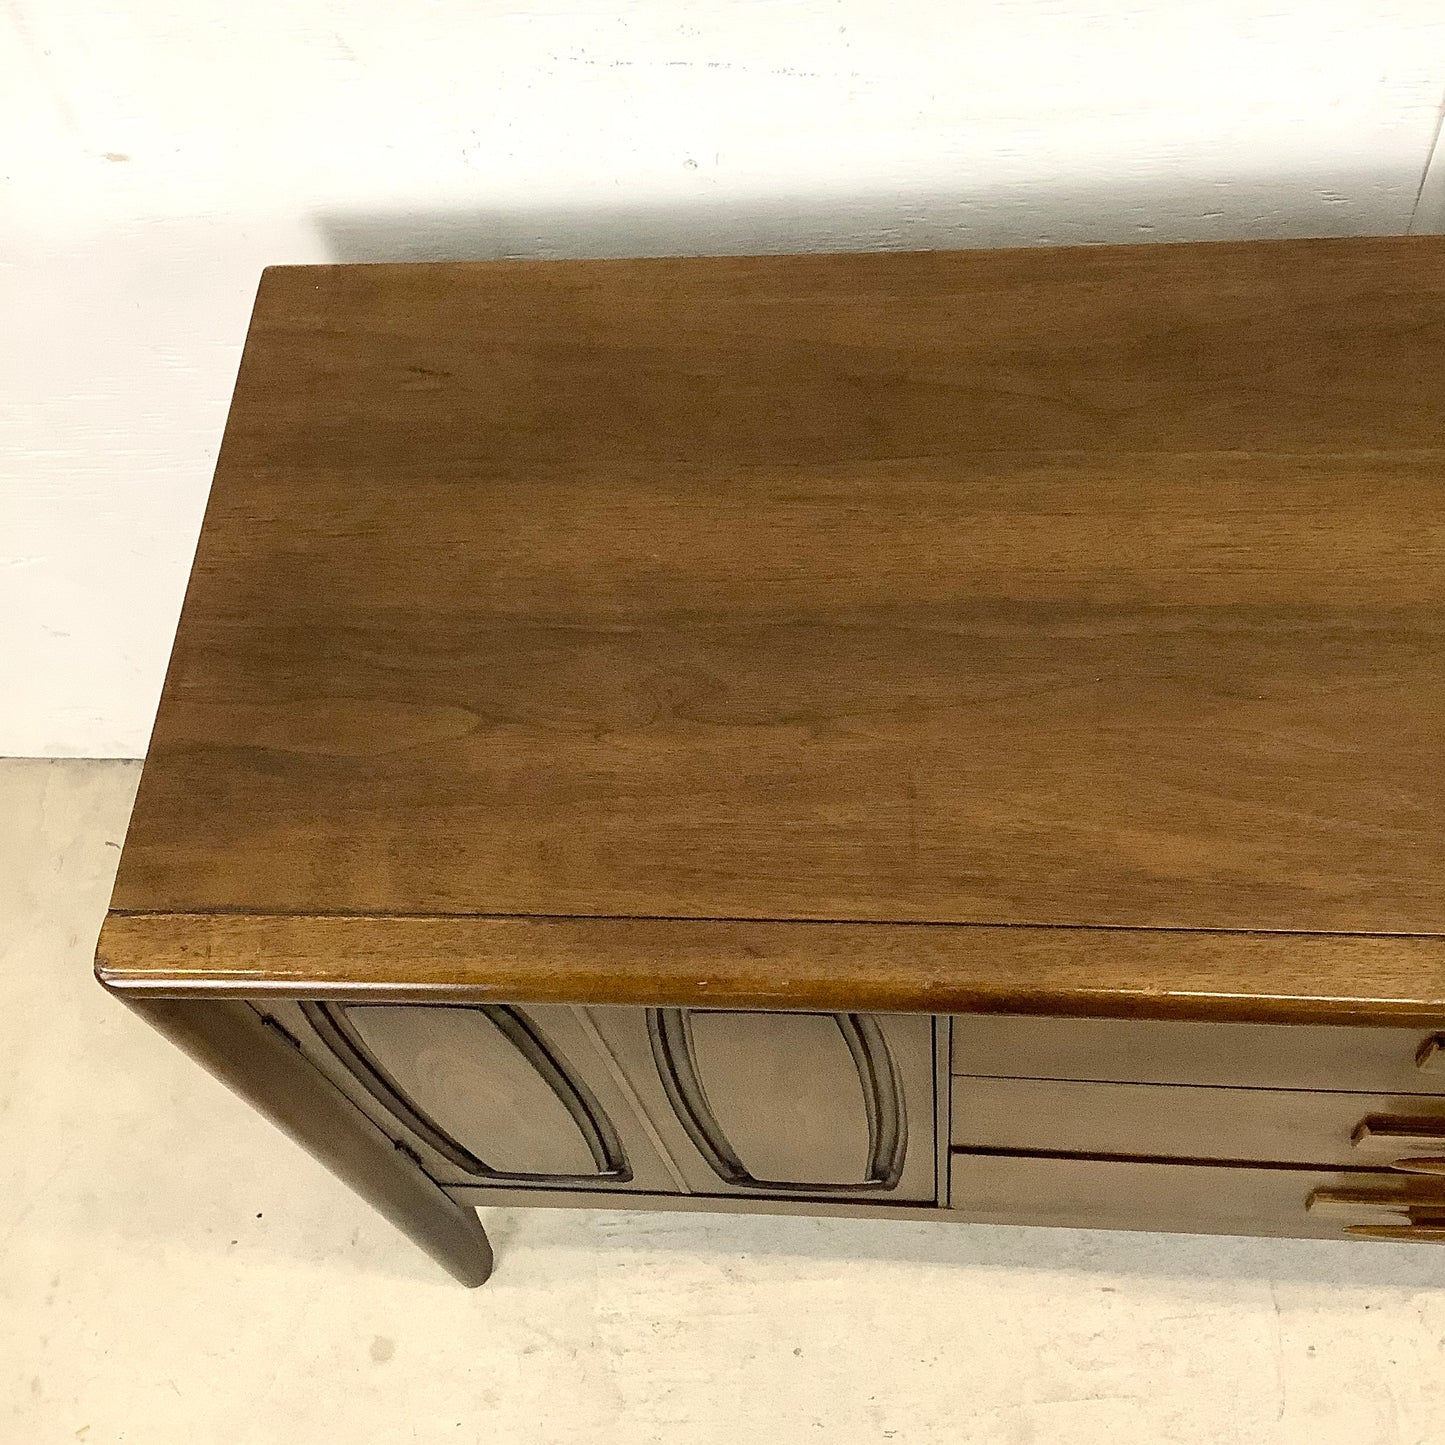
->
[1306, 1189, 1413, 1223]
[1346, 1224, 1445, 1242]
[1309, 1185, 1445, 1238]
[1390, 1157, 1445, 1176]
[1350, 1115, 1445, 1154]
[1416, 1035, 1445, 1073]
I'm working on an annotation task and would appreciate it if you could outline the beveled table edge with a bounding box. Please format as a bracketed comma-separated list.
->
[95, 910, 1445, 1026]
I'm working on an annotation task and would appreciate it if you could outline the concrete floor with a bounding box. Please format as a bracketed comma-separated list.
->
[4, 759, 1445, 1443]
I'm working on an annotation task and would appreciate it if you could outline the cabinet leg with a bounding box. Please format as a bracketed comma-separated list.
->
[120, 995, 494, 1287]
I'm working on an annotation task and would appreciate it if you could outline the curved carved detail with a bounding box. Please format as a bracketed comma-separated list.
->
[301, 1002, 631, 1183]
[647, 1009, 908, 1192]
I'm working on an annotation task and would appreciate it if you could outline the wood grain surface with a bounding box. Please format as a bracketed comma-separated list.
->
[949, 1011, 1445, 1091]
[103, 237, 1445, 1001]
[96, 913, 1445, 1024]
[947, 1155, 1445, 1240]
[948, 1075, 1445, 1165]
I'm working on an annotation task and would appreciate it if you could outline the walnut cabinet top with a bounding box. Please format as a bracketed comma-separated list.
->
[97, 237, 1445, 1023]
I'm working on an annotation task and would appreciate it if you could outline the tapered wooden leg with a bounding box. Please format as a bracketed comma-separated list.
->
[121, 995, 494, 1287]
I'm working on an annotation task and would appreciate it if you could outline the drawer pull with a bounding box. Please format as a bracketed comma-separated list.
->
[1306, 1189, 1414, 1223]
[1350, 1115, 1445, 1154]
[1346, 1224, 1445, 1242]
[1390, 1157, 1445, 1176]
[1417, 1036, 1445, 1073]
[1309, 1186, 1445, 1238]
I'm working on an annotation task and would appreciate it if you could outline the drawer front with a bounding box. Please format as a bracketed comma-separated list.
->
[951, 1076, 1445, 1167]
[948, 1154, 1445, 1240]
[951, 1014, 1445, 1093]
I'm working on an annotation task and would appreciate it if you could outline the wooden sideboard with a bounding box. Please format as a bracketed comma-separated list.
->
[97, 237, 1445, 1284]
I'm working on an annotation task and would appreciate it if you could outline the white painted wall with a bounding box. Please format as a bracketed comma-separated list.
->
[4, 1, 1444, 758]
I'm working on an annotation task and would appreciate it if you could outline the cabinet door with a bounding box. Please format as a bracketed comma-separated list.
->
[288, 1002, 674, 1190]
[591, 1008, 937, 1203]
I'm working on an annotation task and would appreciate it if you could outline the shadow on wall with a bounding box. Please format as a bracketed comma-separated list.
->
[315, 172, 1417, 264]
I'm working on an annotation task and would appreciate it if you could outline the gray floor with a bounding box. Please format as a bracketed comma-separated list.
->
[4, 758, 1445, 1444]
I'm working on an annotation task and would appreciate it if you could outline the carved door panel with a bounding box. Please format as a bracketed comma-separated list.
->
[274, 1001, 677, 1192]
[590, 1008, 937, 1203]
